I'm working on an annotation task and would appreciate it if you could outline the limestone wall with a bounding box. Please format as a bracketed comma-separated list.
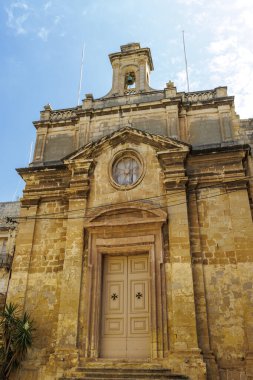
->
[7, 200, 67, 355]
[31, 86, 249, 167]
[6, 128, 253, 380]
[88, 141, 164, 209]
[188, 155, 253, 378]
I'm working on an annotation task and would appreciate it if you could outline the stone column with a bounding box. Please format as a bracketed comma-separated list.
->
[139, 60, 146, 91]
[166, 105, 179, 139]
[218, 105, 233, 142]
[51, 159, 93, 369]
[188, 186, 219, 379]
[166, 190, 199, 352]
[78, 114, 91, 148]
[6, 199, 38, 311]
[227, 184, 253, 377]
[157, 149, 206, 380]
[111, 62, 120, 95]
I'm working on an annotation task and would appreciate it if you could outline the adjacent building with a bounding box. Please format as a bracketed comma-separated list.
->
[0, 202, 19, 311]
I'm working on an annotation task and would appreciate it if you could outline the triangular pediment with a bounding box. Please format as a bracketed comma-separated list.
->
[63, 126, 190, 162]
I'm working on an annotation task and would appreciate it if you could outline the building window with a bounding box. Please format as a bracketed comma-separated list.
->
[109, 150, 145, 190]
[0, 239, 12, 270]
[1, 240, 7, 256]
[113, 155, 140, 186]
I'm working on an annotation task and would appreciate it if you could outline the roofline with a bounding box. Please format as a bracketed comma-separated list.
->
[62, 125, 192, 161]
[191, 143, 251, 155]
[16, 142, 251, 174]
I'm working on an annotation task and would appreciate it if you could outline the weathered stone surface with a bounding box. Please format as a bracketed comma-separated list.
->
[3, 43, 253, 380]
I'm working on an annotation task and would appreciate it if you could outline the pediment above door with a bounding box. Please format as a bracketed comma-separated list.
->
[84, 202, 167, 228]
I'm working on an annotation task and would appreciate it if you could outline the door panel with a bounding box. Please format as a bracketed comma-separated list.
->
[105, 281, 124, 315]
[127, 256, 150, 357]
[129, 280, 149, 313]
[104, 317, 124, 335]
[101, 257, 127, 358]
[100, 254, 150, 359]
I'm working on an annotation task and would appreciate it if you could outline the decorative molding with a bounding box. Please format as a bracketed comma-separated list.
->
[65, 158, 94, 199]
[183, 90, 216, 103]
[157, 149, 189, 190]
[108, 149, 145, 191]
[50, 110, 78, 122]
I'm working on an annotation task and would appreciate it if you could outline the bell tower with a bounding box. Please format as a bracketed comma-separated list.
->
[105, 42, 154, 97]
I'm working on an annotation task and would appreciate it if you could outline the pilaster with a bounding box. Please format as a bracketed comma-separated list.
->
[166, 104, 179, 139]
[218, 104, 233, 142]
[188, 185, 219, 379]
[6, 199, 39, 311]
[78, 113, 92, 148]
[188, 147, 252, 378]
[158, 149, 206, 379]
[227, 183, 253, 377]
[51, 158, 94, 370]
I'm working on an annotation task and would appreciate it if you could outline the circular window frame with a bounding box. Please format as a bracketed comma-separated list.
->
[109, 149, 145, 190]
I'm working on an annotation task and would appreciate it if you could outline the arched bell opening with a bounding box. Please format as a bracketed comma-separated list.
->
[125, 71, 136, 89]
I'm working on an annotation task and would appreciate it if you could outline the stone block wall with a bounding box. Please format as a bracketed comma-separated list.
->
[189, 184, 253, 378]
[5, 127, 253, 380]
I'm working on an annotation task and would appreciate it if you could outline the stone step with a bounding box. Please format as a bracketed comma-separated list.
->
[60, 368, 189, 380]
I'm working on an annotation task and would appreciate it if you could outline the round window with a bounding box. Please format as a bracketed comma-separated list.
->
[113, 156, 140, 185]
[110, 150, 144, 189]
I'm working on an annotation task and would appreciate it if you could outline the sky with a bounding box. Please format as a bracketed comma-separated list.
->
[0, 0, 253, 201]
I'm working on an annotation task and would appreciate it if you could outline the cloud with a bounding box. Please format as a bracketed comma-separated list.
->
[176, 0, 203, 4]
[54, 15, 62, 25]
[38, 27, 49, 41]
[5, 1, 30, 35]
[174, 0, 253, 117]
[208, 46, 253, 117]
[193, 11, 208, 25]
[204, 2, 253, 117]
[5, 1, 61, 42]
[208, 37, 238, 55]
[44, 1, 52, 11]
[174, 66, 200, 92]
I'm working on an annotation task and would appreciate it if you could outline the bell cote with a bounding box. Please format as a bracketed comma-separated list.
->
[106, 43, 154, 97]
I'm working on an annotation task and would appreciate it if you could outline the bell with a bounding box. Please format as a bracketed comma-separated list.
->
[126, 74, 135, 85]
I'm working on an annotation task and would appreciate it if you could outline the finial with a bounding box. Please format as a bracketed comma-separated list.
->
[44, 104, 52, 111]
[166, 81, 175, 89]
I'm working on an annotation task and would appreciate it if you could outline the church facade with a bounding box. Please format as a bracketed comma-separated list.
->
[6, 43, 253, 379]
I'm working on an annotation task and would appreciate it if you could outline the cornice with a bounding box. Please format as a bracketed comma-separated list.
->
[187, 147, 249, 188]
[157, 149, 189, 190]
[32, 88, 236, 128]
[109, 47, 154, 70]
[191, 143, 250, 155]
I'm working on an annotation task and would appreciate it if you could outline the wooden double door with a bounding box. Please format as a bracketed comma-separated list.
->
[100, 254, 151, 358]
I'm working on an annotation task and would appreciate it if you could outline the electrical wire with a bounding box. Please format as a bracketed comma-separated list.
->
[4, 176, 252, 222]
[6, 175, 252, 220]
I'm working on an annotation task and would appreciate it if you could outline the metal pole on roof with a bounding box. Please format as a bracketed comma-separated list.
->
[182, 30, 190, 93]
[78, 42, 85, 106]
[28, 141, 34, 164]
